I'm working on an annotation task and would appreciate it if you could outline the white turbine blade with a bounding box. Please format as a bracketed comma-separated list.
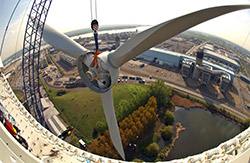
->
[101, 89, 125, 160]
[109, 5, 250, 68]
[42, 24, 88, 59]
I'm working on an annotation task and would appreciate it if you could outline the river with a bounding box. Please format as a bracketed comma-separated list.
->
[161, 106, 241, 161]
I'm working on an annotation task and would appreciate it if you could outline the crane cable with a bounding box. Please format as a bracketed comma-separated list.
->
[90, 0, 97, 21]
[90, 0, 101, 68]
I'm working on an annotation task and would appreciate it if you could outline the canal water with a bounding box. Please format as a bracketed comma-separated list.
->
[162, 106, 241, 161]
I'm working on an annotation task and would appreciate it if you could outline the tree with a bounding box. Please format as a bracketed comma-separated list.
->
[117, 99, 130, 120]
[135, 121, 144, 133]
[120, 117, 130, 130]
[138, 106, 145, 113]
[95, 121, 107, 134]
[145, 111, 154, 123]
[132, 110, 141, 118]
[131, 125, 139, 137]
[125, 129, 135, 143]
[243, 118, 250, 129]
[90, 96, 159, 159]
[141, 116, 149, 127]
[149, 107, 156, 115]
[150, 79, 172, 108]
[145, 142, 159, 157]
[145, 96, 157, 109]
[164, 111, 175, 125]
[128, 120, 135, 129]
[119, 128, 128, 147]
[119, 120, 127, 130]
[161, 125, 173, 140]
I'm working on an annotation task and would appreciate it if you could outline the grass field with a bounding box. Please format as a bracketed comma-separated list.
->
[50, 84, 149, 143]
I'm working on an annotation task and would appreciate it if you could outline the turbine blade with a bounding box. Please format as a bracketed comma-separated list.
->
[109, 5, 250, 68]
[101, 89, 125, 160]
[42, 24, 88, 59]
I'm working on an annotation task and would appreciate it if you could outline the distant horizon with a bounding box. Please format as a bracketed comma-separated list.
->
[64, 24, 250, 55]
[3, 25, 250, 65]
[2, 0, 250, 61]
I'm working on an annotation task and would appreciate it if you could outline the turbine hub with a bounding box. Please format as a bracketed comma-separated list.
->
[77, 51, 119, 93]
[86, 67, 98, 81]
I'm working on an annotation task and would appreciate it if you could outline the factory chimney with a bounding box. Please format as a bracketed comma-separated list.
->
[196, 48, 204, 66]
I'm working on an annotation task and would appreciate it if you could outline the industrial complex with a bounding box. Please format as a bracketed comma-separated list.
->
[139, 43, 238, 92]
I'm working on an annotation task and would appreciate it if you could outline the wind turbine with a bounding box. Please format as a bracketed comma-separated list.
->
[40, 5, 250, 160]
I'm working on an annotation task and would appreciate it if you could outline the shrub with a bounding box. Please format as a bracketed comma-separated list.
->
[56, 90, 66, 96]
[145, 142, 159, 157]
[95, 121, 107, 134]
[164, 111, 175, 125]
[158, 153, 165, 160]
[243, 119, 250, 129]
[161, 125, 173, 140]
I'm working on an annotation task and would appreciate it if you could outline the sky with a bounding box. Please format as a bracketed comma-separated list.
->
[1, 0, 250, 61]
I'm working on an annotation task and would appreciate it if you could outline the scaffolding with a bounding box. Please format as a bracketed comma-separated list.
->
[22, 0, 53, 127]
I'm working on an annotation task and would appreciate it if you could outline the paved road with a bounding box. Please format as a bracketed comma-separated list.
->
[185, 41, 207, 55]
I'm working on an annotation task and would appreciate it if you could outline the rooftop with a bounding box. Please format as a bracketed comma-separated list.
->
[203, 44, 214, 51]
[140, 48, 181, 62]
[203, 49, 239, 67]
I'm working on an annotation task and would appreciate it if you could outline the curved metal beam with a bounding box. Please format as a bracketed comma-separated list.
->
[22, 0, 53, 126]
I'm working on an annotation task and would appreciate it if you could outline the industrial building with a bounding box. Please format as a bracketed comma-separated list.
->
[240, 72, 250, 84]
[138, 47, 234, 92]
[182, 59, 193, 78]
[139, 48, 181, 68]
[220, 73, 231, 92]
[60, 53, 77, 67]
[182, 49, 232, 91]
[41, 97, 67, 136]
[203, 44, 240, 72]
[182, 55, 235, 83]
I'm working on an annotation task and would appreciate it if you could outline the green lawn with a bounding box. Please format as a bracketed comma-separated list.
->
[51, 84, 149, 143]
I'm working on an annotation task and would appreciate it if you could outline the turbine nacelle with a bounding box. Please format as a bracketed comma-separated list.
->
[77, 51, 119, 93]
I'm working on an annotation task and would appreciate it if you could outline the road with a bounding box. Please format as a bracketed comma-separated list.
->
[185, 41, 207, 55]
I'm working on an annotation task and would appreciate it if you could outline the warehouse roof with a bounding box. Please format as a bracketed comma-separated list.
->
[203, 49, 239, 68]
[140, 48, 181, 63]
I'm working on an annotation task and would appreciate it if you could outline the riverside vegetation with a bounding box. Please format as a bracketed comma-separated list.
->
[40, 79, 249, 161]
